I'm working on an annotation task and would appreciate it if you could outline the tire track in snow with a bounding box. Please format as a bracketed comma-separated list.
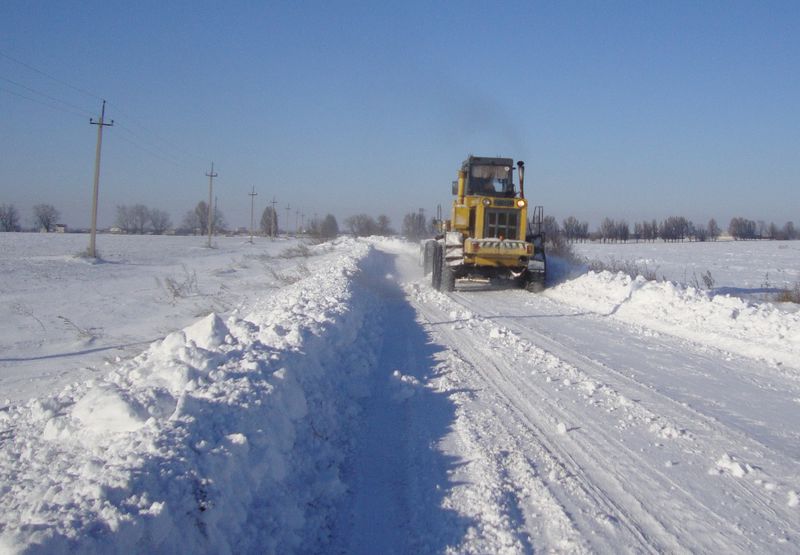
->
[410, 284, 795, 553]
[454, 289, 800, 537]
[436, 350, 588, 553]
[415, 300, 675, 553]
[343, 247, 582, 553]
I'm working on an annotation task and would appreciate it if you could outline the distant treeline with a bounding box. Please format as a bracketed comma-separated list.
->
[0, 203, 61, 232]
[546, 216, 798, 242]
[3, 200, 798, 244]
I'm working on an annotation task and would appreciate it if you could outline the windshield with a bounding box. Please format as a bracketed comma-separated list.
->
[468, 164, 513, 196]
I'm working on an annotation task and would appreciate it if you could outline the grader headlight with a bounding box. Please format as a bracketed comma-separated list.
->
[516, 199, 527, 208]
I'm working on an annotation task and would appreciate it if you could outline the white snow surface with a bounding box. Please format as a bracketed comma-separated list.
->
[1, 233, 799, 553]
[546, 270, 800, 369]
[573, 239, 800, 295]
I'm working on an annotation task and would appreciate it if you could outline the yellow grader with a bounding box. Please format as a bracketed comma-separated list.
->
[423, 155, 546, 292]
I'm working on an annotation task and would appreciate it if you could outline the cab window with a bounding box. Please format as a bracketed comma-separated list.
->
[468, 165, 512, 196]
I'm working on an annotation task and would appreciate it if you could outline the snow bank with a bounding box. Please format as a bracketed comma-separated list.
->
[546, 271, 800, 370]
[0, 238, 379, 554]
[0, 233, 313, 404]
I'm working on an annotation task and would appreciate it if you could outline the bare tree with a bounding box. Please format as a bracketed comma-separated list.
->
[728, 217, 757, 240]
[562, 216, 588, 243]
[260, 206, 278, 237]
[599, 217, 616, 242]
[691, 222, 709, 242]
[781, 221, 797, 240]
[182, 201, 225, 236]
[616, 220, 630, 242]
[647, 219, 658, 242]
[194, 201, 210, 235]
[345, 214, 378, 236]
[211, 205, 227, 234]
[130, 204, 149, 234]
[149, 209, 171, 234]
[376, 214, 394, 236]
[757, 220, 768, 239]
[633, 222, 643, 242]
[542, 215, 560, 240]
[767, 222, 780, 240]
[707, 218, 721, 241]
[33, 204, 60, 232]
[116, 205, 135, 233]
[0, 204, 20, 231]
[402, 211, 430, 241]
[659, 216, 689, 242]
[306, 216, 321, 237]
[181, 207, 201, 235]
[578, 220, 589, 242]
[320, 214, 339, 238]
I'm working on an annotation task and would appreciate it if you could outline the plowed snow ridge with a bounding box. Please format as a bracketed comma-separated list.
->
[1, 239, 381, 553]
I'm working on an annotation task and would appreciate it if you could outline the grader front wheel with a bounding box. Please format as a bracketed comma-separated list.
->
[441, 260, 455, 292]
[431, 243, 443, 290]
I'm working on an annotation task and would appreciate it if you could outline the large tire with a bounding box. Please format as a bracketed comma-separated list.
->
[523, 253, 547, 292]
[431, 243, 443, 290]
[441, 260, 455, 292]
[423, 241, 435, 276]
[521, 269, 546, 292]
[525, 276, 545, 293]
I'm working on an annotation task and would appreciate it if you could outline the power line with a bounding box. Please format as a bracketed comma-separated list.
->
[0, 85, 90, 119]
[2, 49, 223, 225]
[0, 77, 198, 170]
[106, 102, 209, 166]
[114, 124, 194, 169]
[0, 49, 102, 101]
[0, 75, 94, 117]
[1, 50, 209, 168]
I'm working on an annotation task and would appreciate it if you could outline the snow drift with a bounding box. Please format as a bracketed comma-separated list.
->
[546, 270, 800, 370]
[0, 239, 379, 554]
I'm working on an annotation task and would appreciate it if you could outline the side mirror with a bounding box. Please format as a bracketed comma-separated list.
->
[451, 181, 458, 195]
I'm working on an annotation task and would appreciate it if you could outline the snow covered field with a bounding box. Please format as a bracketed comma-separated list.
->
[0, 233, 313, 404]
[573, 239, 800, 295]
[1, 233, 798, 553]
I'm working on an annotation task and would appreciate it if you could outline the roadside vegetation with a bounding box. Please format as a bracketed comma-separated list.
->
[774, 281, 800, 304]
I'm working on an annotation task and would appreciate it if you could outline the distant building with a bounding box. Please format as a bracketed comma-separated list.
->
[54, 224, 67, 233]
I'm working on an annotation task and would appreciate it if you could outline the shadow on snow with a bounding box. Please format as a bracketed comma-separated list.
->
[335, 248, 476, 554]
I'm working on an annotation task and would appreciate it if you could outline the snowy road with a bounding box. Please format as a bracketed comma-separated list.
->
[334, 241, 800, 553]
[2, 236, 798, 553]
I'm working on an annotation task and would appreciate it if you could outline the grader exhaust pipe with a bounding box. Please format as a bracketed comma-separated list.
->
[517, 160, 525, 199]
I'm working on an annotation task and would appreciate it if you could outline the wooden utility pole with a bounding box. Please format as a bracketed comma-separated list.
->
[270, 197, 277, 239]
[206, 163, 218, 247]
[88, 100, 113, 258]
[248, 186, 258, 243]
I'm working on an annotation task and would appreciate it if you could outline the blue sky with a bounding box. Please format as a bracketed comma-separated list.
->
[1, 1, 798, 231]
